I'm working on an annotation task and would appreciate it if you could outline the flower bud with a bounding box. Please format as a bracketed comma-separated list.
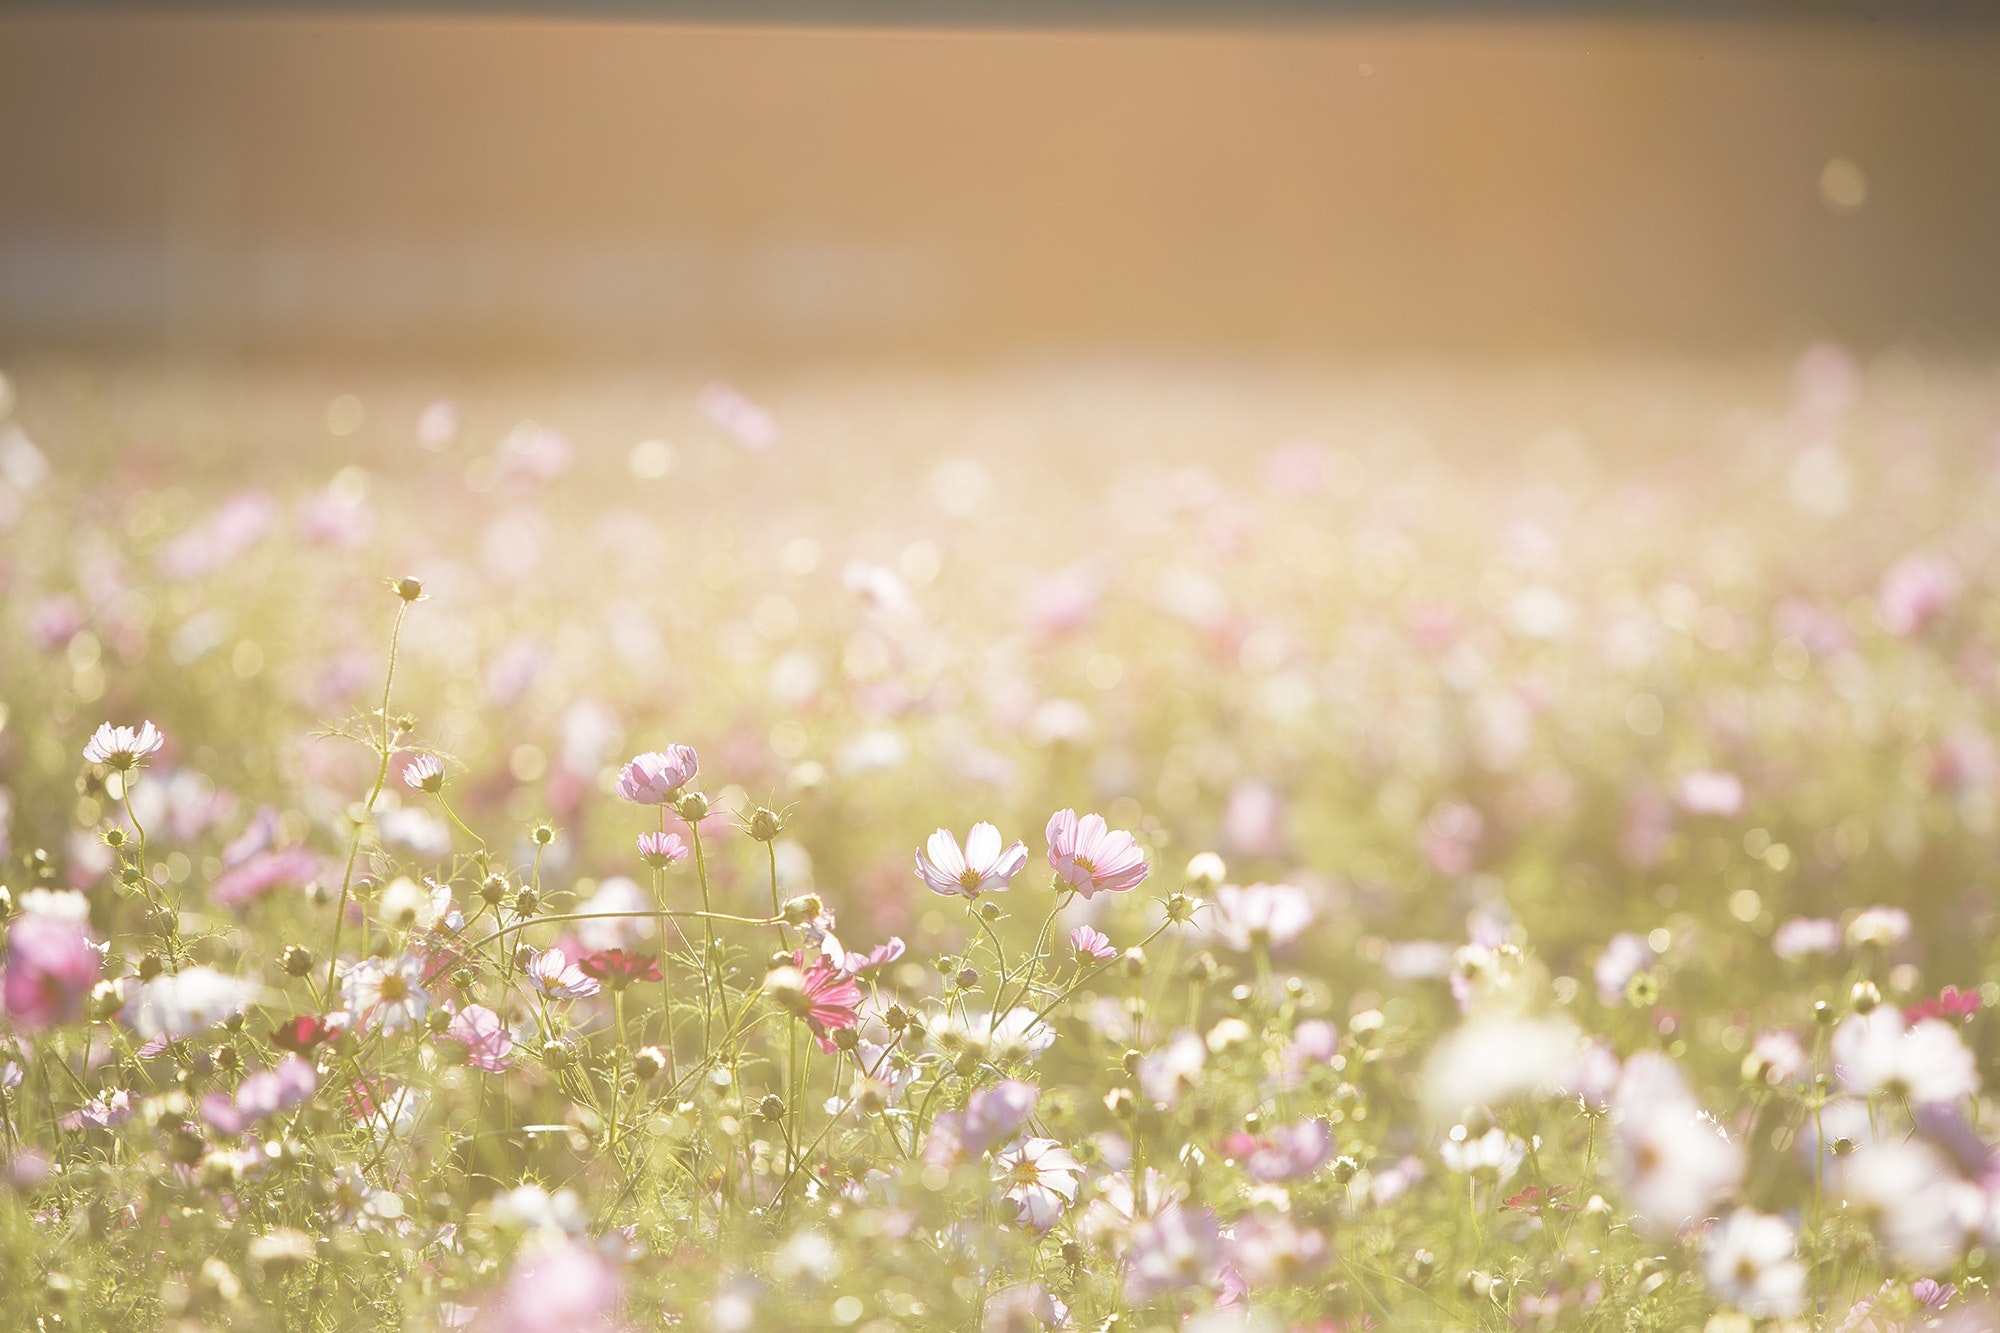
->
[280, 945, 315, 978]
[782, 894, 825, 927]
[978, 901, 1002, 922]
[425, 1007, 452, 1034]
[530, 823, 556, 847]
[1184, 952, 1219, 983]
[675, 791, 711, 823]
[137, 952, 165, 982]
[954, 966, 980, 990]
[392, 576, 425, 602]
[1164, 893, 1199, 924]
[1850, 980, 1881, 1014]
[542, 1043, 572, 1072]
[1104, 1087, 1135, 1117]
[832, 1027, 860, 1052]
[1120, 947, 1147, 979]
[757, 1094, 787, 1122]
[632, 1046, 667, 1080]
[103, 828, 127, 849]
[481, 874, 510, 906]
[513, 888, 539, 918]
[748, 807, 784, 842]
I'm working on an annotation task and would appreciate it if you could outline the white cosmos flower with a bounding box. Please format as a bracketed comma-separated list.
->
[339, 954, 431, 1035]
[1611, 1053, 1743, 1239]
[83, 720, 165, 768]
[1206, 882, 1314, 952]
[915, 823, 1029, 900]
[1439, 1126, 1525, 1183]
[993, 1137, 1082, 1232]
[18, 888, 90, 923]
[1421, 1014, 1580, 1118]
[1703, 1210, 1806, 1317]
[1832, 1007, 1981, 1105]
[1835, 1139, 1979, 1270]
[123, 967, 261, 1041]
[1137, 1030, 1208, 1109]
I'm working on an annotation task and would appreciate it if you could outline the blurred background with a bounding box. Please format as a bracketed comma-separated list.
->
[3, 11, 1999, 364]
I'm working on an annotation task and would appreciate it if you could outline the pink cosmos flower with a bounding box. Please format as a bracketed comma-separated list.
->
[615, 746, 699, 804]
[1, 914, 101, 1031]
[1070, 925, 1117, 961]
[526, 946, 601, 1000]
[916, 823, 1029, 899]
[82, 720, 165, 769]
[401, 753, 446, 793]
[767, 953, 863, 1053]
[578, 949, 662, 990]
[1223, 1117, 1332, 1183]
[963, 1080, 1040, 1153]
[636, 830, 688, 868]
[478, 1237, 621, 1333]
[835, 936, 906, 977]
[203, 1056, 319, 1134]
[1125, 1204, 1221, 1304]
[1224, 1213, 1329, 1288]
[1906, 986, 1982, 1025]
[1045, 809, 1150, 898]
[61, 1089, 131, 1132]
[441, 1004, 515, 1072]
[210, 845, 321, 908]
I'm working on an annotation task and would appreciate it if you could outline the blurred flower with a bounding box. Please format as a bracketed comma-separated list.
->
[1611, 1053, 1742, 1238]
[83, 720, 164, 769]
[915, 823, 1029, 900]
[1125, 1205, 1220, 1304]
[477, 1237, 621, 1333]
[1847, 906, 1911, 950]
[203, 1056, 318, 1136]
[1878, 552, 1959, 636]
[1224, 1118, 1331, 1183]
[1439, 1126, 1525, 1183]
[1225, 1214, 1328, 1288]
[699, 381, 779, 451]
[125, 966, 259, 1041]
[1138, 1030, 1207, 1108]
[1046, 809, 1150, 898]
[1207, 882, 1313, 952]
[1832, 1008, 1979, 1105]
[1703, 1209, 1806, 1318]
[574, 877, 657, 952]
[1, 915, 101, 1031]
[211, 845, 320, 909]
[1594, 933, 1653, 1005]
[400, 753, 445, 793]
[441, 1004, 515, 1072]
[1773, 917, 1842, 960]
[1421, 1015, 1580, 1117]
[1674, 770, 1744, 817]
[616, 746, 699, 804]
[1835, 1139, 1975, 1270]
[578, 949, 662, 990]
[1906, 986, 1981, 1024]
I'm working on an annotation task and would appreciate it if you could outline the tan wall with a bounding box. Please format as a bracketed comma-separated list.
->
[2, 17, 1998, 356]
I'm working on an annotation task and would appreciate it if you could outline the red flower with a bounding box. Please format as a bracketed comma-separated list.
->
[579, 949, 662, 990]
[1501, 1185, 1571, 1216]
[272, 1012, 348, 1054]
[1905, 985, 1982, 1025]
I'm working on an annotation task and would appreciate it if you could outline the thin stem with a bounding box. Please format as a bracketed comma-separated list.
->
[324, 600, 410, 1006]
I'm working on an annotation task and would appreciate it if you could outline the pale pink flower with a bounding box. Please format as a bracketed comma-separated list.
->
[401, 753, 446, 793]
[203, 1056, 318, 1135]
[1137, 1030, 1207, 1108]
[1879, 552, 1959, 636]
[1070, 925, 1116, 961]
[1832, 1007, 1980, 1105]
[1595, 932, 1654, 1004]
[441, 1004, 514, 1072]
[339, 954, 431, 1035]
[1675, 770, 1744, 817]
[835, 936, 905, 977]
[1125, 1205, 1220, 1304]
[1, 914, 101, 1031]
[1773, 916, 1842, 960]
[479, 1237, 621, 1333]
[963, 1080, 1040, 1153]
[82, 720, 164, 769]
[1224, 1117, 1332, 1182]
[615, 745, 698, 804]
[993, 1137, 1082, 1232]
[210, 845, 320, 908]
[525, 947, 601, 1001]
[1225, 1213, 1329, 1287]
[915, 823, 1029, 900]
[1207, 882, 1313, 952]
[636, 830, 688, 868]
[1045, 809, 1150, 898]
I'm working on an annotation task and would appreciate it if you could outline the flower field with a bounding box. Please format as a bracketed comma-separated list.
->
[2, 349, 1999, 1329]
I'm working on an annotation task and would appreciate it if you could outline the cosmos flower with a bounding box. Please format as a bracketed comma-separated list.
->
[1070, 925, 1117, 961]
[1207, 882, 1314, 952]
[400, 753, 446, 793]
[765, 954, 862, 1052]
[1772, 917, 1843, 960]
[636, 830, 688, 868]
[616, 746, 699, 804]
[1124, 1205, 1221, 1304]
[1832, 1007, 1980, 1105]
[1224, 1117, 1332, 1182]
[1906, 985, 1982, 1024]
[1, 914, 101, 1032]
[993, 1137, 1082, 1232]
[83, 720, 165, 769]
[1674, 770, 1744, 817]
[1224, 1213, 1329, 1288]
[1703, 1209, 1807, 1318]
[203, 1056, 318, 1136]
[125, 966, 261, 1041]
[441, 1004, 515, 1072]
[1439, 1126, 1525, 1183]
[1045, 809, 1150, 898]
[578, 949, 662, 990]
[914, 823, 1029, 900]
[1137, 1030, 1207, 1108]
[1611, 1053, 1743, 1238]
[338, 955, 431, 1035]
[271, 1011, 348, 1054]
[525, 946, 601, 1000]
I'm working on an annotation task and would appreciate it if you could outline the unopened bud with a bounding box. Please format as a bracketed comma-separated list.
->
[1850, 980, 1881, 1014]
[632, 1046, 667, 1080]
[280, 945, 315, 977]
[392, 576, 425, 602]
[1165, 893, 1199, 924]
[530, 823, 555, 847]
[1120, 947, 1147, 979]
[513, 888, 539, 917]
[748, 807, 784, 842]
[674, 791, 710, 823]
[137, 952, 165, 982]
[757, 1094, 787, 1122]
[481, 874, 509, 906]
[1185, 852, 1227, 890]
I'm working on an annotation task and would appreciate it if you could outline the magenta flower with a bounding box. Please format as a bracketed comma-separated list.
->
[915, 823, 1029, 899]
[1070, 925, 1117, 961]
[441, 1004, 515, 1072]
[210, 845, 321, 908]
[1, 914, 101, 1032]
[636, 830, 689, 868]
[766, 954, 863, 1052]
[1045, 809, 1151, 898]
[82, 720, 165, 769]
[616, 746, 699, 804]
[962, 1080, 1040, 1153]
[578, 949, 661, 990]
[485, 1237, 621, 1333]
